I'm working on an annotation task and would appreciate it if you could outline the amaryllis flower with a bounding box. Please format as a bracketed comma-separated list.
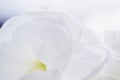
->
[0, 11, 107, 80]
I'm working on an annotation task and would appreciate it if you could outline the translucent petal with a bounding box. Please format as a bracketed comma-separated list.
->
[62, 28, 108, 80]
[23, 11, 84, 40]
[0, 11, 84, 42]
[0, 41, 38, 80]
[62, 42, 108, 80]
[0, 11, 85, 79]
[0, 15, 34, 43]
[104, 30, 120, 55]
[12, 16, 72, 73]
[19, 70, 61, 80]
[0, 11, 105, 80]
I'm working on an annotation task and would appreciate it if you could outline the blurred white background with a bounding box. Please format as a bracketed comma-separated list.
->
[0, 0, 120, 39]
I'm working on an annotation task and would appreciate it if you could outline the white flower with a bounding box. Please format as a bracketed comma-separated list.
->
[0, 11, 107, 80]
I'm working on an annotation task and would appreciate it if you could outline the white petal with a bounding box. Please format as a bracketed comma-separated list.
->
[0, 15, 35, 43]
[0, 11, 84, 75]
[104, 30, 120, 55]
[1, 11, 84, 42]
[62, 42, 107, 80]
[23, 11, 84, 40]
[0, 11, 104, 80]
[62, 28, 108, 80]
[19, 70, 61, 80]
[12, 15, 73, 73]
[0, 42, 37, 80]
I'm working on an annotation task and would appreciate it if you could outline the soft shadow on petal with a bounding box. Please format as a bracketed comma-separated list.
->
[19, 70, 61, 80]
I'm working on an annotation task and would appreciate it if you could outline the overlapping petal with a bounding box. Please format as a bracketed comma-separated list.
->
[62, 27, 108, 80]
[0, 11, 109, 80]
[0, 11, 74, 80]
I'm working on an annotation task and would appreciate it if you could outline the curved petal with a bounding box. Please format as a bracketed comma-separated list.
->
[0, 11, 84, 75]
[104, 30, 120, 55]
[62, 42, 108, 80]
[62, 28, 108, 80]
[1, 11, 84, 42]
[0, 41, 38, 80]
[19, 70, 61, 80]
[12, 16, 73, 73]
[0, 11, 105, 80]
[21, 11, 84, 40]
[0, 15, 35, 43]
